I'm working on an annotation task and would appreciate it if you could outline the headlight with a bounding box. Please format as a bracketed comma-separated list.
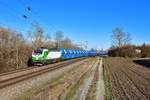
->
[36, 57, 38, 60]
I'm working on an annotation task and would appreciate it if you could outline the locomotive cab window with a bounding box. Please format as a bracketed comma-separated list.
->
[33, 49, 43, 54]
[48, 48, 59, 51]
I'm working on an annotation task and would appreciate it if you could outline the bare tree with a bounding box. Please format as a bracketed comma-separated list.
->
[43, 33, 52, 48]
[54, 31, 64, 48]
[28, 23, 45, 49]
[0, 27, 31, 72]
[111, 27, 132, 56]
[62, 37, 72, 49]
[141, 43, 150, 57]
[111, 27, 131, 48]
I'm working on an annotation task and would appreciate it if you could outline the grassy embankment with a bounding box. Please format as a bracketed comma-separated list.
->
[103, 59, 112, 100]
[65, 59, 97, 100]
[16, 58, 93, 100]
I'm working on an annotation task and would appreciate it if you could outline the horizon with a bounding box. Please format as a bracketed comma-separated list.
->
[0, 0, 150, 50]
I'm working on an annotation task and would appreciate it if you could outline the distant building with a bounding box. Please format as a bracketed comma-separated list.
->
[135, 49, 141, 54]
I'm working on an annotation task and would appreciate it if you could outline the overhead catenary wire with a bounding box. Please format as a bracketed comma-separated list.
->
[19, 0, 32, 12]
[17, 0, 43, 20]
[18, 0, 56, 29]
[0, 0, 56, 35]
[17, 0, 50, 29]
[0, 0, 35, 25]
[0, 1, 22, 18]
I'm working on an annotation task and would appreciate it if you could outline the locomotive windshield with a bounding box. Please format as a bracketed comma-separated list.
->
[48, 48, 59, 51]
[33, 49, 43, 54]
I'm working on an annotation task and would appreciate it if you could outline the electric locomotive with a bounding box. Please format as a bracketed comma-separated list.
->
[29, 47, 97, 66]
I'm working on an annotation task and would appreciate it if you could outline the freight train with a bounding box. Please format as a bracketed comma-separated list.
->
[28, 47, 98, 66]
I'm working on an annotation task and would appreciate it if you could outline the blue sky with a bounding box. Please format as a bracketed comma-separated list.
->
[0, 0, 150, 49]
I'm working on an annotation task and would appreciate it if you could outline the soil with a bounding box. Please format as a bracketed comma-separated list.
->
[104, 57, 150, 100]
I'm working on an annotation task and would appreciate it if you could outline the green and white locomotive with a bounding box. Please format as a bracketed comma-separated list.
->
[31, 47, 61, 65]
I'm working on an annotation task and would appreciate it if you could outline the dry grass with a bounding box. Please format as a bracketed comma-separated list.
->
[85, 64, 99, 100]
[103, 59, 112, 100]
[16, 58, 94, 100]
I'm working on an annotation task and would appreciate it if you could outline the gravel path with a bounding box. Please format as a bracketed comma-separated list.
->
[96, 58, 104, 100]
[0, 59, 86, 100]
[73, 57, 99, 100]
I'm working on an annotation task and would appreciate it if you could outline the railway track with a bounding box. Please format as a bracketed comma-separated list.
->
[0, 58, 86, 77]
[0, 58, 86, 89]
[0, 66, 37, 76]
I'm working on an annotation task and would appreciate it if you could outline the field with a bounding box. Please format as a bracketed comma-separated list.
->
[104, 57, 150, 100]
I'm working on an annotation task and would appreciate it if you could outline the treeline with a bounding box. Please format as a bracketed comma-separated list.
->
[0, 24, 82, 72]
[0, 27, 32, 72]
[28, 23, 82, 50]
[109, 27, 150, 58]
[108, 45, 136, 57]
[108, 44, 150, 58]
